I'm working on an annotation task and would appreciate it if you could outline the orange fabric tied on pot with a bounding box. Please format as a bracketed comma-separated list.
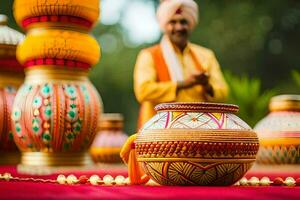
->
[120, 134, 150, 185]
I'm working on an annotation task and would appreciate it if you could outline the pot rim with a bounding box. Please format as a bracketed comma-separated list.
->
[155, 102, 239, 113]
[269, 94, 300, 112]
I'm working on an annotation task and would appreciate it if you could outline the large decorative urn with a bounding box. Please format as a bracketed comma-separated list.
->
[12, 0, 102, 173]
[90, 113, 128, 163]
[135, 102, 259, 186]
[255, 95, 300, 164]
[0, 15, 24, 164]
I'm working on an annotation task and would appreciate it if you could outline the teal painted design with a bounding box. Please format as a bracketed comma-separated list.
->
[65, 85, 77, 99]
[40, 84, 53, 98]
[80, 84, 90, 102]
[80, 85, 87, 91]
[15, 123, 22, 137]
[42, 105, 52, 120]
[12, 107, 22, 121]
[23, 84, 33, 94]
[72, 120, 82, 134]
[32, 118, 42, 135]
[67, 108, 79, 122]
[66, 132, 76, 142]
[4, 86, 16, 94]
[32, 96, 43, 108]
[42, 132, 51, 144]
[8, 131, 14, 141]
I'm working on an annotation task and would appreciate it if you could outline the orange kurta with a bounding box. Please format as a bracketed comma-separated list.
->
[134, 43, 228, 129]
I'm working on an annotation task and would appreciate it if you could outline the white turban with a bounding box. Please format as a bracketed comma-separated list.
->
[157, 0, 199, 31]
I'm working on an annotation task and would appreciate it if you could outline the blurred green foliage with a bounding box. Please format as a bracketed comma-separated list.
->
[0, 0, 299, 133]
[292, 70, 300, 88]
[224, 71, 276, 127]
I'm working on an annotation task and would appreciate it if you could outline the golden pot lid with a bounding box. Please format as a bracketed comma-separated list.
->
[269, 94, 300, 112]
[0, 14, 24, 57]
[99, 113, 124, 130]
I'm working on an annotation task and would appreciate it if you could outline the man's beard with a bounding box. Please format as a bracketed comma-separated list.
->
[171, 31, 188, 47]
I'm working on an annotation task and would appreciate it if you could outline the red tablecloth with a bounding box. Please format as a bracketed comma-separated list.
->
[1, 166, 300, 200]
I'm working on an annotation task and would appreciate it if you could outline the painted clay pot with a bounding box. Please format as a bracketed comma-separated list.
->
[255, 95, 300, 164]
[90, 113, 128, 163]
[12, 0, 102, 170]
[0, 15, 24, 164]
[136, 102, 259, 186]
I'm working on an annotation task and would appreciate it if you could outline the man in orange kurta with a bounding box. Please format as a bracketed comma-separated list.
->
[122, 0, 229, 184]
[134, 0, 229, 129]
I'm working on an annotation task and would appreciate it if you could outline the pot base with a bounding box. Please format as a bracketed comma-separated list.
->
[18, 152, 94, 175]
[141, 160, 254, 186]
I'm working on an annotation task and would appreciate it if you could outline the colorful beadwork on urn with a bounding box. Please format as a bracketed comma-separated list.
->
[135, 102, 259, 186]
[0, 14, 24, 164]
[12, 0, 102, 171]
[255, 95, 300, 164]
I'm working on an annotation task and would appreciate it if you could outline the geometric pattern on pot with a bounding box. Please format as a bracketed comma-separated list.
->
[141, 111, 251, 131]
[141, 161, 253, 186]
[136, 131, 259, 159]
[256, 145, 300, 164]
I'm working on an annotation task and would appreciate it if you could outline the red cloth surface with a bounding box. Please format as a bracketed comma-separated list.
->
[1, 166, 300, 200]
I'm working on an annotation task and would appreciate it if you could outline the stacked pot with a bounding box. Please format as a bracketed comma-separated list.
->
[12, 0, 102, 173]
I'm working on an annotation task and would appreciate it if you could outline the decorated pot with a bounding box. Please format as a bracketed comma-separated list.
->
[136, 102, 259, 186]
[90, 113, 128, 163]
[0, 15, 24, 164]
[255, 95, 300, 164]
[12, 0, 102, 170]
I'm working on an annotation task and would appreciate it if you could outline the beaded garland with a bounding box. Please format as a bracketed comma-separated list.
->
[0, 173, 300, 187]
[237, 176, 300, 187]
[0, 173, 129, 186]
